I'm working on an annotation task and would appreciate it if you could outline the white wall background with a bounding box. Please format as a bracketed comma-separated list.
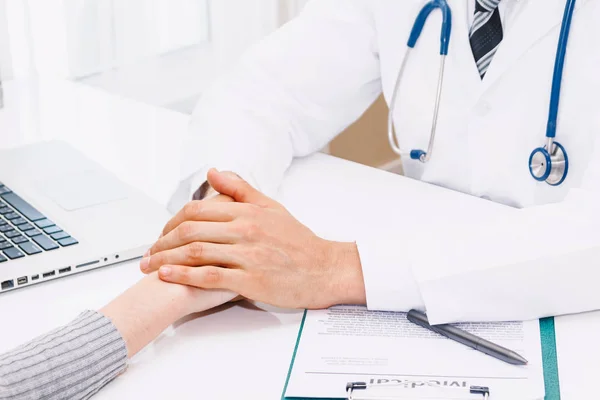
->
[0, 0, 12, 81]
[0, 0, 309, 112]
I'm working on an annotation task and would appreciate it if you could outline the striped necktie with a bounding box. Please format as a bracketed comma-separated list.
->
[470, 0, 503, 78]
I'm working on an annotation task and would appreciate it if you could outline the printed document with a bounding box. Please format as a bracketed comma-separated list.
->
[285, 306, 545, 399]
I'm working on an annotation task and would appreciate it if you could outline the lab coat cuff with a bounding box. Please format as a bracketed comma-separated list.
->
[356, 239, 425, 312]
[415, 251, 599, 325]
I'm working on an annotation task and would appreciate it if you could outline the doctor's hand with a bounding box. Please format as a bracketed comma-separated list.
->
[141, 169, 366, 309]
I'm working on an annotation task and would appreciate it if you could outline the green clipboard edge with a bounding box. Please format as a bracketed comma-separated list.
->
[282, 311, 561, 400]
[540, 317, 561, 400]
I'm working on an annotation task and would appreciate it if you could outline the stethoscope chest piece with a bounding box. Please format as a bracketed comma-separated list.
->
[529, 141, 569, 186]
[527, 0, 576, 187]
[388, 0, 576, 187]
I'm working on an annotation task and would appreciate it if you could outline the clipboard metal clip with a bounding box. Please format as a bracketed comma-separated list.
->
[346, 381, 490, 400]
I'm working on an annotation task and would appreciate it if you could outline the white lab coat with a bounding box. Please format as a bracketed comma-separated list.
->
[170, 0, 600, 323]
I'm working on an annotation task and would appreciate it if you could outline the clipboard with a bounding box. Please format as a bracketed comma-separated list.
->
[281, 313, 561, 400]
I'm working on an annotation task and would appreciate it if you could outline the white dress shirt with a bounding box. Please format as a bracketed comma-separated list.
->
[467, 0, 523, 29]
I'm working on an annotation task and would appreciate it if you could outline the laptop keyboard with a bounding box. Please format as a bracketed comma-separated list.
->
[0, 182, 78, 263]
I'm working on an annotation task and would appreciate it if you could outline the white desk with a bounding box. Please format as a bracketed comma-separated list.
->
[0, 79, 598, 399]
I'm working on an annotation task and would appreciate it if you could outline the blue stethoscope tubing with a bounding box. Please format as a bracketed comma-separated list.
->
[529, 0, 576, 185]
[387, 0, 452, 164]
[387, 0, 577, 186]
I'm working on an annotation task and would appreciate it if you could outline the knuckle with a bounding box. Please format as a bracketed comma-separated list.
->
[232, 221, 247, 238]
[187, 242, 204, 259]
[203, 268, 221, 285]
[179, 268, 191, 282]
[246, 204, 261, 217]
[177, 267, 191, 281]
[242, 221, 260, 239]
[177, 221, 194, 240]
[248, 246, 268, 266]
[183, 201, 202, 218]
[152, 253, 165, 269]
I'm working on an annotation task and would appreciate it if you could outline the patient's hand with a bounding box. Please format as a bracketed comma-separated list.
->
[179, 279, 239, 314]
[100, 273, 236, 358]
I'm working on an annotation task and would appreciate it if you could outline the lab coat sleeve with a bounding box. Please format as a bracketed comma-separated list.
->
[413, 94, 600, 324]
[409, 194, 600, 325]
[413, 48, 600, 324]
[169, 1, 426, 315]
[356, 239, 426, 313]
[168, 0, 382, 213]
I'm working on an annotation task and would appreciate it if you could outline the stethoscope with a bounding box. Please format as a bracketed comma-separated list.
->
[387, 0, 576, 186]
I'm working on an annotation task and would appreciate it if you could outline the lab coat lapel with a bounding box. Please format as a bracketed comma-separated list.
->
[480, 0, 564, 91]
[446, 0, 482, 105]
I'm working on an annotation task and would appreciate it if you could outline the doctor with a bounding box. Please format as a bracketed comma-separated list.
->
[142, 0, 600, 323]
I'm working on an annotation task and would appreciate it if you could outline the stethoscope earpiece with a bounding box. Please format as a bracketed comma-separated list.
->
[528, 141, 569, 186]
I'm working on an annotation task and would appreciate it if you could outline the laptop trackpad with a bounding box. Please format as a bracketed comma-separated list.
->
[38, 169, 128, 211]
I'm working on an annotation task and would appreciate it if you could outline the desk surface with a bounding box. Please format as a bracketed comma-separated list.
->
[0, 78, 598, 399]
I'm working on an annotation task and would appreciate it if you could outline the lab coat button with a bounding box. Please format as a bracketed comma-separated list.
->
[475, 102, 491, 116]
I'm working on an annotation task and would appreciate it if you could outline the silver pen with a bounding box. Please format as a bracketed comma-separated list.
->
[407, 309, 528, 365]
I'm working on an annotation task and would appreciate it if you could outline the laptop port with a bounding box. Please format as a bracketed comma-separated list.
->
[58, 267, 71, 274]
[42, 271, 55, 278]
[17, 276, 28, 285]
[31, 274, 39, 281]
[76, 260, 99, 269]
[1, 280, 14, 290]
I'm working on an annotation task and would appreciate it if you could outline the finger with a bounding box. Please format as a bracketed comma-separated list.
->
[151, 221, 239, 255]
[207, 169, 281, 208]
[207, 193, 235, 203]
[161, 201, 250, 237]
[140, 242, 241, 273]
[158, 265, 243, 292]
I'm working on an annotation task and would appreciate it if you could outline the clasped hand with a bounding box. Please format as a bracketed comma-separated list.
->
[140, 169, 365, 309]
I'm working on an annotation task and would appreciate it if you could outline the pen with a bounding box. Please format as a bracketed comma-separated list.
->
[407, 309, 528, 366]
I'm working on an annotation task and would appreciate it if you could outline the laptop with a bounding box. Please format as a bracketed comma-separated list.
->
[0, 140, 172, 292]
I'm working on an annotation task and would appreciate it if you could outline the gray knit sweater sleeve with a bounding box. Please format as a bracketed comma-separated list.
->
[0, 310, 128, 399]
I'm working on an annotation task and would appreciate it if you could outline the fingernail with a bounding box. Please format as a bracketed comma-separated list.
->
[140, 257, 150, 271]
[159, 266, 171, 277]
[143, 249, 150, 257]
